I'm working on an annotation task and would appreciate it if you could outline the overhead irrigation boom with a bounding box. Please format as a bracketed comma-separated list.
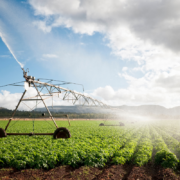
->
[0, 68, 109, 139]
[22, 68, 108, 108]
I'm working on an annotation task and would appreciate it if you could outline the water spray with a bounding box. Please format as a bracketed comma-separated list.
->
[0, 32, 24, 68]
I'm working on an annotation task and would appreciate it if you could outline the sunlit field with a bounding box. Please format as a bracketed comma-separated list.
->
[0, 120, 180, 170]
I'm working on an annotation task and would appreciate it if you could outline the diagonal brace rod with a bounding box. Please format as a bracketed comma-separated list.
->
[33, 82, 58, 129]
[5, 90, 27, 131]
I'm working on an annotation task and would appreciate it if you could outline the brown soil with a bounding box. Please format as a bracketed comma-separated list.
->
[0, 164, 179, 180]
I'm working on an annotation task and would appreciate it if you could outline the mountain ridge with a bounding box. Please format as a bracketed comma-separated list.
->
[33, 104, 180, 116]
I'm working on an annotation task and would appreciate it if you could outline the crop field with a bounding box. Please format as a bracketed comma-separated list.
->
[1, 119, 180, 173]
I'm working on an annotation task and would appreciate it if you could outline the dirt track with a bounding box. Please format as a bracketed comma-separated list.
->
[0, 164, 179, 180]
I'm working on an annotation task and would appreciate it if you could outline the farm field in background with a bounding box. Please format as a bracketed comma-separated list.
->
[1, 120, 180, 172]
[0, 118, 111, 121]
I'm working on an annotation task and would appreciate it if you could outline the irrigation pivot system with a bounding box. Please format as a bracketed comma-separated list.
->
[0, 68, 108, 139]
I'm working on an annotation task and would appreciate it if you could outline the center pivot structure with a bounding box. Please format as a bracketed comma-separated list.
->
[0, 69, 71, 139]
[0, 68, 108, 139]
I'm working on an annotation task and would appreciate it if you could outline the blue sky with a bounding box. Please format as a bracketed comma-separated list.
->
[0, 0, 133, 92]
[1, 0, 180, 108]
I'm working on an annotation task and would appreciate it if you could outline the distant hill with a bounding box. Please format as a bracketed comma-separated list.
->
[2, 105, 180, 119]
[34, 104, 168, 113]
[33, 105, 180, 119]
[0, 107, 8, 110]
[118, 105, 167, 115]
[33, 105, 113, 114]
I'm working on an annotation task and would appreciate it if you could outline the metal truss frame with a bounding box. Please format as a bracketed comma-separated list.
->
[3, 69, 108, 135]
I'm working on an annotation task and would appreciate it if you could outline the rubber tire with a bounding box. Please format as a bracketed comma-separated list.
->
[0, 128, 7, 138]
[99, 123, 104, 126]
[53, 127, 71, 139]
[119, 122, 125, 126]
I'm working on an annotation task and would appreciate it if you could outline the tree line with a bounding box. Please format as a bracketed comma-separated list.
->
[0, 109, 118, 119]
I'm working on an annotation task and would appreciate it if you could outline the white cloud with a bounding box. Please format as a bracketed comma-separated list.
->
[27, 0, 180, 107]
[28, 0, 180, 51]
[0, 87, 72, 111]
[122, 67, 128, 72]
[28, 0, 180, 71]
[0, 55, 10, 58]
[92, 70, 180, 108]
[43, 54, 58, 58]
[118, 73, 122, 77]
[0, 89, 37, 110]
[33, 21, 52, 33]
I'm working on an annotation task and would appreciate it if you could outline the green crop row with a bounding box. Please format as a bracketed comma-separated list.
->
[133, 126, 153, 166]
[150, 126, 179, 169]
[156, 125, 180, 144]
[112, 126, 144, 164]
[154, 126, 180, 157]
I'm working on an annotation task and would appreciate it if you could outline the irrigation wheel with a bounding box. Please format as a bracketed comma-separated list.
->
[53, 127, 71, 139]
[99, 123, 104, 126]
[0, 128, 7, 138]
[119, 122, 125, 126]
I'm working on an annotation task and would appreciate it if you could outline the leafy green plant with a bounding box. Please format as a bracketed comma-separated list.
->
[112, 127, 143, 164]
[155, 150, 179, 169]
[133, 126, 153, 166]
[150, 126, 179, 169]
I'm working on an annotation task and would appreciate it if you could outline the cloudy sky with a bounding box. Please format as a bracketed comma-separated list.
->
[1, 0, 180, 109]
